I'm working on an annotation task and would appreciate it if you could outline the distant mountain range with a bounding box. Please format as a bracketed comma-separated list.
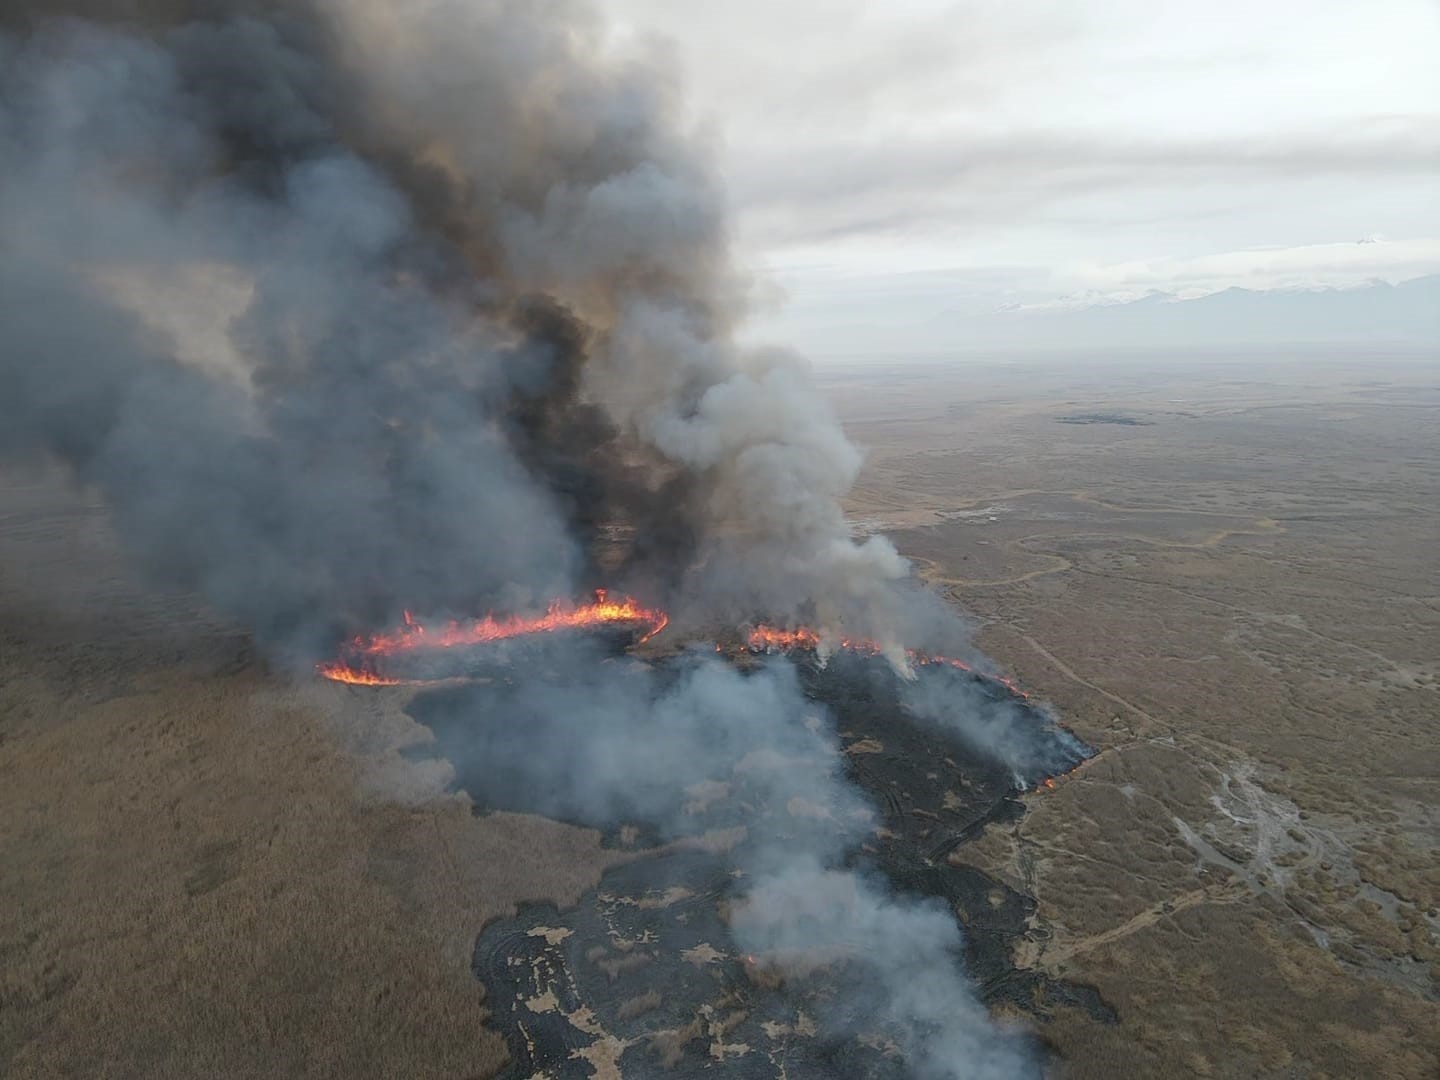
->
[948, 274, 1439, 350]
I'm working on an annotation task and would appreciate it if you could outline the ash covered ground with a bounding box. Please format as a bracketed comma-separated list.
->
[403, 639, 1105, 1077]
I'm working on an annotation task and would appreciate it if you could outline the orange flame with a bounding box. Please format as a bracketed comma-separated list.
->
[745, 626, 822, 652]
[318, 590, 668, 685]
[745, 624, 1030, 700]
[314, 662, 405, 687]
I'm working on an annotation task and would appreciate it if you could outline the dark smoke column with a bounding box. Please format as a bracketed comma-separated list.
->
[312, 0, 916, 651]
[0, 4, 1046, 1077]
[0, 0, 911, 654]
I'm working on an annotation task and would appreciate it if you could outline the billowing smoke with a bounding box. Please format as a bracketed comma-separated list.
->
[0, 0, 908, 655]
[901, 664, 1092, 789]
[731, 863, 1033, 1079]
[414, 645, 1040, 1076]
[0, 2, 1064, 1075]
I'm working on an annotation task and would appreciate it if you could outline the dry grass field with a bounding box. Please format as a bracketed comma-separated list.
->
[0, 472, 622, 1078]
[825, 349, 1440, 1078]
[1, 349, 1436, 1078]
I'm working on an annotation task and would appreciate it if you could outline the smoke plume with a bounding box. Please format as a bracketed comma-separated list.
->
[414, 645, 1040, 1076]
[0, 0, 908, 655]
[0, 2, 1062, 1076]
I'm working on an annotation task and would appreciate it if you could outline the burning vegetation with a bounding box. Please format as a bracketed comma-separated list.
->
[316, 591, 1083, 800]
[313, 582, 1086, 804]
[316, 590, 666, 686]
[745, 624, 1032, 700]
[317, 594, 1031, 702]
[1, 0, 1094, 1075]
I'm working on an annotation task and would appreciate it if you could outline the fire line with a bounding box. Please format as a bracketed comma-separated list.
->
[744, 625, 1031, 700]
[316, 605, 1066, 794]
[316, 589, 668, 685]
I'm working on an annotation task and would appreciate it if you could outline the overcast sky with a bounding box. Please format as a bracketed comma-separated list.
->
[604, 0, 1440, 354]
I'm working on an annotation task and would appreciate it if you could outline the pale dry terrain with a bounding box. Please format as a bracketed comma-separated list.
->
[824, 350, 1440, 1078]
[0, 470, 623, 1078]
[2, 350, 1437, 1079]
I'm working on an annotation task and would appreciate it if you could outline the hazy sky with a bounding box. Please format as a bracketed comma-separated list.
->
[605, 0, 1440, 353]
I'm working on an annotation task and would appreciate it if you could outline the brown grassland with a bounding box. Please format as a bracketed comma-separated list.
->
[826, 350, 1439, 1079]
[1, 349, 1436, 1077]
[0, 474, 622, 1077]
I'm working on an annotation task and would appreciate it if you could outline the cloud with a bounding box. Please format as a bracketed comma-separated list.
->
[730, 123, 1440, 244]
[606, 0, 1440, 259]
[1061, 237, 1440, 300]
[745, 247, 1440, 357]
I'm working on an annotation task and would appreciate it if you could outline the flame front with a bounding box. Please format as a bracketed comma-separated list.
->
[745, 624, 1030, 699]
[318, 602, 1031, 701]
[745, 626, 822, 652]
[314, 662, 405, 687]
[318, 590, 668, 685]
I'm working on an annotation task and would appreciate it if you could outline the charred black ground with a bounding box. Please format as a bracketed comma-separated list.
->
[404, 644, 1110, 1077]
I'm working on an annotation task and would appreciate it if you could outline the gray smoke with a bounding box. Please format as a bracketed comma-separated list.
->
[731, 862, 1033, 1079]
[0, 0, 909, 656]
[902, 665, 1092, 788]
[1, 1, 1044, 1074]
[420, 646, 1038, 1077]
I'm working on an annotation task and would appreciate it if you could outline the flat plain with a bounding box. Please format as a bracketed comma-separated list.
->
[1, 350, 1436, 1078]
[0, 470, 625, 1077]
[825, 350, 1440, 1078]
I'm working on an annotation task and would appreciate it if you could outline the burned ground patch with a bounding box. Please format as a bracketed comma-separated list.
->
[407, 648, 1110, 1077]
